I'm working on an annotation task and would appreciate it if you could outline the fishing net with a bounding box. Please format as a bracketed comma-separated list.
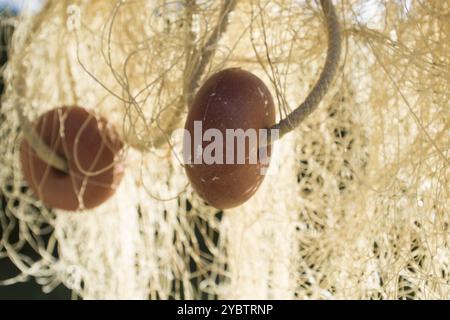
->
[0, 0, 449, 299]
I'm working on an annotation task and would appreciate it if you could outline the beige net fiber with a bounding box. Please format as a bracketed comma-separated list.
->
[0, 0, 449, 299]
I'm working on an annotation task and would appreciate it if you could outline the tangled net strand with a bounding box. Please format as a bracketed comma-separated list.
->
[0, 0, 449, 299]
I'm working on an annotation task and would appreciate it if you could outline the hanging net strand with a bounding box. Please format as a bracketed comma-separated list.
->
[15, 100, 69, 173]
[148, 0, 237, 149]
[271, 0, 341, 139]
[185, 0, 237, 106]
[9, 1, 69, 174]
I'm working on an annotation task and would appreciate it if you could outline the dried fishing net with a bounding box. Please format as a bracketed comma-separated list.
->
[0, 0, 449, 299]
